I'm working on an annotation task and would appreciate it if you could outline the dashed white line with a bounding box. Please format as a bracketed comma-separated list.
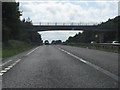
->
[5, 68, 10, 70]
[0, 58, 22, 76]
[26, 47, 39, 56]
[58, 47, 119, 82]
[0, 73, 3, 76]
[8, 65, 13, 68]
[1, 70, 7, 73]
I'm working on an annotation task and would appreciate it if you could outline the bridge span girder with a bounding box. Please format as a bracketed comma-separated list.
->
[26, 25, 116, 32]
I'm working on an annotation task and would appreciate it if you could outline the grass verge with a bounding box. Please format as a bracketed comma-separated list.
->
[65, 43, 120, 54]
[0, 48, 2, 58]
[2, 40, 35, 58]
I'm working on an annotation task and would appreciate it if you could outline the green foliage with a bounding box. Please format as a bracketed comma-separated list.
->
[98, 16, 120, 42]
[98, 16, 119, 30]
[2, 40, 33, 58]
[66, 31, 97, 43]
[2, 2, 43, 47]
[66, 16, 119, 44]
[0, 48, 2, 58]
[19, 18, 43, 45]
[67, 43, 119, 53]
[2, 2, 21, 40]
[51, 40, 62, 44]
[2, 2, 43, 58]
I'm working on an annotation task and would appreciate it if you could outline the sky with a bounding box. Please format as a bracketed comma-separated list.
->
[18, 0, 119, 42]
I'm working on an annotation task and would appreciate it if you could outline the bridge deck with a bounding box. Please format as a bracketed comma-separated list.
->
[27, 25, 117, 31]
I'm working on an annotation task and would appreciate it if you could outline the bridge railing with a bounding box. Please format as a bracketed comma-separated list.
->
[34, 22, 99, 26]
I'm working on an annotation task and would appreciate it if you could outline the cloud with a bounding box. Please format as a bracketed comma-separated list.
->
[19, 0, 118, 25]
[19, 0, 118, 42]
[38, 31, 82, 42]
[118, 1, 120, 15]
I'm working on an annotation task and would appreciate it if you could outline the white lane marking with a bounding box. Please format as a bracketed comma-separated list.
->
[0, 60, 12, 66]
[26, 47, 39, 56]
[0, 59, 22, 76]
[1, 70, 7, 73]
[0, 73, 3, 76]
[8, 66, 13, 68]
[12, 63, 16, 66]
[15, 59, 21, 63]
[58, 48, 119, 82]
[80, 59, 87, 63]
[5, 68, 10, 70]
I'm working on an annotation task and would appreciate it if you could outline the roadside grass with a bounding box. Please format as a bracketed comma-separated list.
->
[66, 43, 120, 54]
[0, 42, 2, 58]
[2, 40, 34, 58]
[0, 48, 2, 58]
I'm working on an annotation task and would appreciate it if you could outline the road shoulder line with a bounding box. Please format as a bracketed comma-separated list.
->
[58, 47, 119, 82]
[26, 46, 39, 56]
[0, 60, 12, 67]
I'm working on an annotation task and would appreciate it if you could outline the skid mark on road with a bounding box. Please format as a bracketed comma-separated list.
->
[0, 59, 21, 76]
[58, 47, 119, 82]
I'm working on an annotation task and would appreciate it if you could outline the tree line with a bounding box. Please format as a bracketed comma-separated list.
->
[65, 16, 119, 44]
[2, 2, 43, 46]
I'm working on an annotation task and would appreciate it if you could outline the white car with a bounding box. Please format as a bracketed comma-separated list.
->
[112, 41, 120, 45]
[91, 41, 96, 44]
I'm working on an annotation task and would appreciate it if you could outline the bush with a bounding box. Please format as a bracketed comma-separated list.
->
[2, 40, 33, 58]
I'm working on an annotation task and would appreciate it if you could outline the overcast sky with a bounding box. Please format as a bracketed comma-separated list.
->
[19, 0, 119, 42]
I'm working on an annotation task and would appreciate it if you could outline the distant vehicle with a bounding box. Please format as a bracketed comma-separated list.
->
[112, 41, 120, 44]
[44, 40, 49, 45]
[91, 41, 96, 44]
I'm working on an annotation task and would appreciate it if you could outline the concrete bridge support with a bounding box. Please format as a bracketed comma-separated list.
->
[98, 32, 104, 43]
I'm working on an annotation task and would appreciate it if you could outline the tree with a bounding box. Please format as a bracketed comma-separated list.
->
[65, 31, 97, 44]
[51, 40, 62, 44]
[2, 2, 21, 43]
[19, 18, 43, 45]
[66, 16, 120, 43]
[2, 2, 43, 46]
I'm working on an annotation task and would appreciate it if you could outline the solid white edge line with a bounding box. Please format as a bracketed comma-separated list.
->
[12, 63, 17, 66]
[0, 60, 13, 66]
[58, 47, 119, 82]
[15, 59, 21, 63]
[26, 47, 39, 56]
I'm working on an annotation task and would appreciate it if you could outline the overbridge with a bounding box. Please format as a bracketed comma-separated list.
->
[27, 22, 116, 31]
[26, 22, 117, 43]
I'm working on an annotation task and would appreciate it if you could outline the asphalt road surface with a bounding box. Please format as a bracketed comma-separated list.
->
[2, 45, 119, 88]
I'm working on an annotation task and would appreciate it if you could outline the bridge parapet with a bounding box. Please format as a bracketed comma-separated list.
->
[37, 22, 99, 26]
[26, 22, 117, 32]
